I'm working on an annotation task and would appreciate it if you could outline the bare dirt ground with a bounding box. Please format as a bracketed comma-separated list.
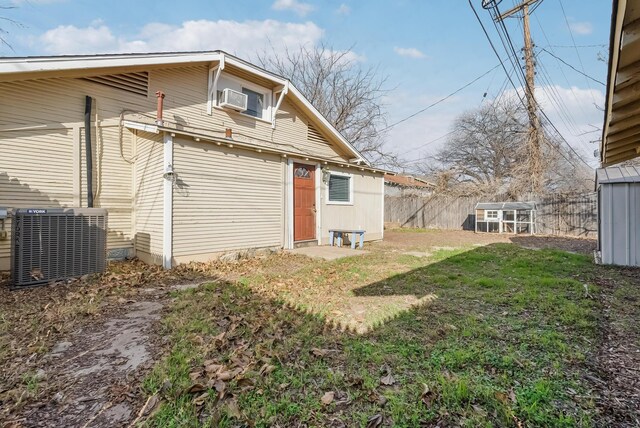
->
[380, 228, 597, 255]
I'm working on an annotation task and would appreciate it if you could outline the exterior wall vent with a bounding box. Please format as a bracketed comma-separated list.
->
[308, 123, 327, 146]
[11, 208, 108, 287]
[82, 72, 149, 97]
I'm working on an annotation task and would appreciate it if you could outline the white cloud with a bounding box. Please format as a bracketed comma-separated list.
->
[272, 0, 315, 17]
[569, 21, 593, 35]
[34, 19, 325, 58]
[393, 47, 426, 59]
[336, 4, 351, 15]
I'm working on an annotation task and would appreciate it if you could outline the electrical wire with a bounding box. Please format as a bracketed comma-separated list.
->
[469, 0, 592, 173]
[558, 0, 599, 105]
[539, 48, 605, 86]
[378, 62, 505, 133]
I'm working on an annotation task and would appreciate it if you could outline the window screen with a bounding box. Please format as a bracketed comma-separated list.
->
[242, 87, 264, 118]
[328, 174, 351, 202]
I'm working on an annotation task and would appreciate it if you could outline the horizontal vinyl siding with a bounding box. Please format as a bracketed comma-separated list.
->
[173, 138, 284, 258]
[275, 101, 347, 161]
[321, 169, 384, 244]
[133, 132, 164, 264]
[80, 125, 133, 250]
[0, 129, 75, 270]
[0, 76, 146, 262]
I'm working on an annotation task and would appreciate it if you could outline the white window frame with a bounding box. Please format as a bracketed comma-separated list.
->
[326, 171, 354, 205]
[486, 210, 499, 221]
[211, 73, 272, 123]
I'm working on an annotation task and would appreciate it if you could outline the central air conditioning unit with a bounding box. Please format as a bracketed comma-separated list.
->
[11, 208, 108, 287]
[219, 88, 248, 111]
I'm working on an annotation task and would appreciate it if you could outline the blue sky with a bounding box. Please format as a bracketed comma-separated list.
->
[2, 0, 611, 168]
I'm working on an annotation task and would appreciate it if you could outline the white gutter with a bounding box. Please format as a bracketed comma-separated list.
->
[0, 52, 222, 74]
[123, 120, 159, 134]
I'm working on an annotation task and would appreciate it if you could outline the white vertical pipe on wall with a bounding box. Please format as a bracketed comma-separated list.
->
[315, 163, 322, 245]
[286, 159, 294, 249]
[163, 132, 173, 269]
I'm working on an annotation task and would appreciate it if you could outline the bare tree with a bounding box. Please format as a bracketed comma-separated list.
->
[422, 99, 529, 196]
[420, 99, 593, 197]
[0, 3, 20, 51]
[257, 43, 394, 166]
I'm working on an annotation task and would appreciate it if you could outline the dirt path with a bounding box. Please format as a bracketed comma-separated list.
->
[6, 283, 202, 428]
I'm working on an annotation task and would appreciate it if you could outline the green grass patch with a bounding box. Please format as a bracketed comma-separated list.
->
[141, 243, 615, 427]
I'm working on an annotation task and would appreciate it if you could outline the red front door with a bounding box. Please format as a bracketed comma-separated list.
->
[294, 163, 316, 241]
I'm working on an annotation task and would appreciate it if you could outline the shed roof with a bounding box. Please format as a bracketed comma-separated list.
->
[475, 202, 536, 210]
[596, 165, 640, 184]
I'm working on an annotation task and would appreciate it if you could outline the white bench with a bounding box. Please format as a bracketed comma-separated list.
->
[329, 229, 365, 249]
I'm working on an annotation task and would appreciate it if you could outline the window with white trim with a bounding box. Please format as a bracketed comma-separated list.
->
[328, 173, 352, 204]
[486, 210, 499, 220]
[214, 74, 272, 121]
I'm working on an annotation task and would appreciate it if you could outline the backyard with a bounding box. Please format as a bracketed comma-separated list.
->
[1, 230, 639, 427]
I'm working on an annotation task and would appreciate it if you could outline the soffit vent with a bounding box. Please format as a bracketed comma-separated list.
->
[82, 71, 149, 97]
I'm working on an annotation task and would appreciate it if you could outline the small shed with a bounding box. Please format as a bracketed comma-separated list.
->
[475, 202, 536, 234]
[596, 166, 640, 267]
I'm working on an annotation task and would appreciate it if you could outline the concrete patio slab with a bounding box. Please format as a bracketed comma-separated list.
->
[288, 245, 369, 261]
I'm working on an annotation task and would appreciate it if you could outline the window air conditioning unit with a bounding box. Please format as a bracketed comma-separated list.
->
[11, 208, 108, 287]
[219, 88, 248, 111]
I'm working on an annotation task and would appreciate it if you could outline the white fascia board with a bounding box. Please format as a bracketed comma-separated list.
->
[287, 84, 369, 166]
[0, 52, 222, 75]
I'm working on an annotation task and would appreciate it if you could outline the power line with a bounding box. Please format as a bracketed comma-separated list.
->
[469, 0, 591, 173]
[558, 0, 599, 105]
[532, 12, 593, 126]
[378, 62, 504, 133]
[468, 0, 529, 111]
[540, 48, 605, 86]
[546, 44, 606, 49]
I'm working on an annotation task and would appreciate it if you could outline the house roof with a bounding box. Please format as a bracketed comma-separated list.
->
[601, 0, 640, 166]
[0, 50, 369, 166]
[596, 165, 640, 184]
[475, 202, 536, 210]
[384, 174, 434, 188]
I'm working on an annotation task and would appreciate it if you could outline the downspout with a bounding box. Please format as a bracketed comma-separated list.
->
[84, 95, 94, 208]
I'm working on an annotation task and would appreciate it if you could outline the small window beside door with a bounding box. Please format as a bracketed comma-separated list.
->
[328, 173, 352, 204]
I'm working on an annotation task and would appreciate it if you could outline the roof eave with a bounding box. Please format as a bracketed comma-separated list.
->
[0, 50, 368, 167]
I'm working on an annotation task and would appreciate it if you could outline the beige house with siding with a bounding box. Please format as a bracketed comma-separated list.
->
[0, 51, 384, 270]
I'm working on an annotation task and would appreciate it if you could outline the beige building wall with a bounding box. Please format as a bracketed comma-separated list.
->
[319, 168, 384, 245]
[0, 63, 376, 269]
[172, 137, 284, 263]
[133, 131, 164, 265]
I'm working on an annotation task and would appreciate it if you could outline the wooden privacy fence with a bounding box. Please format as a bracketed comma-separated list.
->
[384, 193, 598, 238]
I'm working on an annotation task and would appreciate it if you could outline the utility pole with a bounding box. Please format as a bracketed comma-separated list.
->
[496, 0, 543, 195]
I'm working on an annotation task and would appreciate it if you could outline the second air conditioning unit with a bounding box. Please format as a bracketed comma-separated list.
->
[219, 88, 248, 112]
